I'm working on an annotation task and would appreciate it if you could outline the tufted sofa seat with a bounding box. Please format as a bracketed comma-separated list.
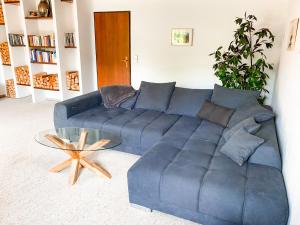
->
[54, 85, 288, 225]
[128, 118, 288, 225]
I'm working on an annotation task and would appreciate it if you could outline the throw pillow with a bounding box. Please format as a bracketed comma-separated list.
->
[211, 84, 260, 109]
[220, 128, 265, 166]
[166, 87, 213, 117]
[223, 117, 261, 141]
[197, 100, 234, 127]
[135, 81, 176, 112]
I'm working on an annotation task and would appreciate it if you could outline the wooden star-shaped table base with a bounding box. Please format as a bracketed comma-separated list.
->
[45, 131, 111, 185]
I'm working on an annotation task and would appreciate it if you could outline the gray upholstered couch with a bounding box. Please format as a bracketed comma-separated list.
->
[54, 83, 288, 225]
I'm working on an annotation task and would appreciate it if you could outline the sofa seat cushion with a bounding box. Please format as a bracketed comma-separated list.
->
[128, 117, 288, 225]
[198, 151, 288, 225]
[66, 107, 180, 155]
[66, 105, 127, 129]
[159, 116, 202, 148]
[128, 142, 288, 225]
[120, 110, 180, 154]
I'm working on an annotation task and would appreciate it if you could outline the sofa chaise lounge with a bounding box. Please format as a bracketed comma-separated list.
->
[54, 82, 289, 225]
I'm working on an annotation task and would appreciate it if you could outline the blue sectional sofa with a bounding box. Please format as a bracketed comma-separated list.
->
[54, 83, 288, 225]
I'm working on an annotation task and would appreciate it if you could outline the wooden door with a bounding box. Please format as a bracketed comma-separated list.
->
[94, 11, 131, 88]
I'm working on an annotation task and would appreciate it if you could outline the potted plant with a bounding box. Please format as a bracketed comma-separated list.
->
[210, 13, 275, 103]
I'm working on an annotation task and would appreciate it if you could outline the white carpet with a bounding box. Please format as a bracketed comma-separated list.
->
[0, 97, 197, 225]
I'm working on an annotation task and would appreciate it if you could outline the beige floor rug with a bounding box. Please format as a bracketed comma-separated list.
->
[0, 97, 197, 225]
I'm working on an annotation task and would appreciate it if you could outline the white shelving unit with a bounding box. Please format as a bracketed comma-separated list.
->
[53, 0, 83, 100]
[0, 0, 83, 102]
[2, 0, 31, 98]
[0, 20, 7, 96]
[0, 2, 12, 97]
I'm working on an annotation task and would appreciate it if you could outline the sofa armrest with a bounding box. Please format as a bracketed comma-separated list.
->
[54, 91, 102, 128]
[249, 119, 282, 170]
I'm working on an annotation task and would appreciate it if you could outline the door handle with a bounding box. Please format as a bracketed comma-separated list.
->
[122, 57, 129, 68]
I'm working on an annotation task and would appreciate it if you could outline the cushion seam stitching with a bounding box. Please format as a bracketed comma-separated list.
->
[158, 120, 202, 202]
[241, 163, 249, 225]
[139, 112, 164, 150]
[196, 126, 224, 212]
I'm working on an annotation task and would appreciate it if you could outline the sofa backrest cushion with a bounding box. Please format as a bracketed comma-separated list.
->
[166, 87, 213, 117]
[211, 84, 260, 109]
[135, 81, 176, 112]
[248, 119, 282, 170]
[228, 98, 275, 127]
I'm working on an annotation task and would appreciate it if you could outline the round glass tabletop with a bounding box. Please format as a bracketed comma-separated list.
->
[35, 127, 121, 151]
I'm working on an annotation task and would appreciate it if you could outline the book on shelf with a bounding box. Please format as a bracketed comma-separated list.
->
[28, 34, 55, 47]
[8, 34, 24, 46]
[30, 49, 56, 64]
[65, 33, 75, 47]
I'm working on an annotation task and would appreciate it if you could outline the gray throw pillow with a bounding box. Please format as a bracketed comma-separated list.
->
[223, 117, 261, 141]
[228, 98, 275, 127]
[166, 87, 213, 117]
[197, 101, 234, 127]
[211, 84, 260, 109]
[220, 128, 265, 166]
[135, 81, 176, 112]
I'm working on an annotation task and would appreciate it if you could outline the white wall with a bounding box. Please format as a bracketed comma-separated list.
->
[77, 0, 288, 103]
[272, 0, 300, 224]
[76, 0, 94, 93]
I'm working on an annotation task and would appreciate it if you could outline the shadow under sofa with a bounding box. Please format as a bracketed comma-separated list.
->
[53, 85, 289, 225]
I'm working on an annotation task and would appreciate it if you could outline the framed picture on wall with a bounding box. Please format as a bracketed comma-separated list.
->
[287, 18, 299, 51]
[171, 28, 193, 46]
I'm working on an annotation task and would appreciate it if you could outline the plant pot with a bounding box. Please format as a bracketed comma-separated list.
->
[38, 0, 49, 17]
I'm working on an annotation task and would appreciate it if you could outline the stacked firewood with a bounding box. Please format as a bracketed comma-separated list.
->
[33, 73, 59, 90]
[4, 0, 20, 3]
[5, 79, 15, 98]
[15, 65, 30, 86]
[0, 42, 11, 65]
[0, 5, 5, 24]
[66, 71, 80, 91]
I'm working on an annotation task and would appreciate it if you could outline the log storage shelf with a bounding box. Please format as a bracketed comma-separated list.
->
[15, 66, 30, 86]
[5, 79, 15, 98]
[66, 71, 80, 91]
[33, 73, 59, 91]
[0, 42, 11, 65]
[0, 4, 5, 25]
[0, 0, 83, 102]
[4, 1, 20, 5]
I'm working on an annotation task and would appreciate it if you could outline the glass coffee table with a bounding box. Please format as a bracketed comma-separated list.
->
[35, 128, 121, 185]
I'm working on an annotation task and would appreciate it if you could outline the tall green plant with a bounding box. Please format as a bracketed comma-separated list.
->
[210, 13, 275, 102]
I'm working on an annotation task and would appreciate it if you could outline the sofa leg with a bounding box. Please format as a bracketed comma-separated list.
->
[130, 203, 153, 212]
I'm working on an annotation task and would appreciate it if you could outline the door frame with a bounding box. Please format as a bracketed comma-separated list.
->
[93, 11, 132, 88]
